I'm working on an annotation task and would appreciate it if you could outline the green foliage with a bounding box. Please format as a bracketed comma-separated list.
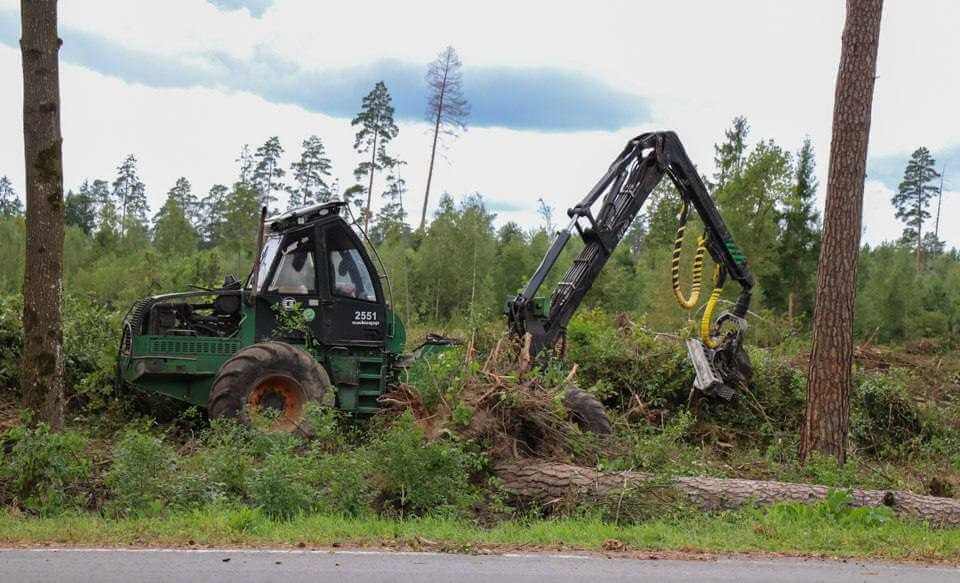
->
[153, 191, 199, 255]
[247, 451, 318, 520]
[0, 423, 91, 514]
[893, 146, 940, 249]
[851, 371, 933, 458]
[627, 411, 697, 472]
[0, 293, 22, 391]
[405, 346, 468, 411]
[766, 489, 894, 529]
[105, 428, 176, 516]
[367, 412, 484, 518]
[288, 135, 333, 209]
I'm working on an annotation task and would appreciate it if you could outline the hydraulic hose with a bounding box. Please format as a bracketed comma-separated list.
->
[700, 265, 725, 349]
[671, 200, 708, 310]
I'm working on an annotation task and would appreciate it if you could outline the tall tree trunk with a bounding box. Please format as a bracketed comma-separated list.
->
[800, 0, 883, 464]
[934, 167, 944, 241]
[916, 187, 923, 271]
[20, 0, 65, 430]
[364, 126, 379, 232]
[787, 291, 796, 326]
[421, 61, 449, 231]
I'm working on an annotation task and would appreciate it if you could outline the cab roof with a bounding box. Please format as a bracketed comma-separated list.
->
[267, 200, 348, 233]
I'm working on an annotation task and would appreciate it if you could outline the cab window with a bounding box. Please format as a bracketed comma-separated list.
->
[268, 235, 317, 295]
[327, 227, 377, 302]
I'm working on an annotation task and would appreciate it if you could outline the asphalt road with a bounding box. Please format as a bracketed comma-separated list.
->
[1, 548, 957, 583]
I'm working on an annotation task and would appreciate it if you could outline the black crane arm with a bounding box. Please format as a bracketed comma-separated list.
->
[506, 131, 754, 358]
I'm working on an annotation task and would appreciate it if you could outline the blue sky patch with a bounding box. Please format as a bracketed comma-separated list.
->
[0, 9, 648, 133]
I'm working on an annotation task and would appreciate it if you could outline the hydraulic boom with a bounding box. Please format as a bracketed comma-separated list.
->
[506, 131, 755, 398]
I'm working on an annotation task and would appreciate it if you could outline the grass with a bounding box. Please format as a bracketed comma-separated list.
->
[1, 503, 959, 562]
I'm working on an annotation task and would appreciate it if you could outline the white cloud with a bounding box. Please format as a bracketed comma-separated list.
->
[1, 0, 959, 250]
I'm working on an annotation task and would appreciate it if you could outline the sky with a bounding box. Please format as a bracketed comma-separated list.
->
[0, 0, 958, 248]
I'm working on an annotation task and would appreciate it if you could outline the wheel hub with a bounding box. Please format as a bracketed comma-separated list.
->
[247, 374, 305, 431]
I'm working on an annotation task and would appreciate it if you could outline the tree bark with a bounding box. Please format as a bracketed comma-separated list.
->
[800, 0, 883, 464]
[421, 56, 448, 232]
[495, 460, 960, 526]
[20, 0, 65, 429]
[364, 124, 378, 233]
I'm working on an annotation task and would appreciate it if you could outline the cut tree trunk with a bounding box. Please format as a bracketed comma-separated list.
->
[801, 0, 883, 464]
[495, 460, 960, 526]
[20, 0, 65, 429]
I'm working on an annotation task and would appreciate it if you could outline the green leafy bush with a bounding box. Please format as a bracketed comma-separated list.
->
[105, 428, 176, 516]
[246, 451, 318, 520]
[312, 451, 375, 517]
[367, 412, 484, 518]
[405, 347, 470, 412]
[851, 371, 933, 457]
[0, 294, 23, 392]
[0, 423, 91, 514]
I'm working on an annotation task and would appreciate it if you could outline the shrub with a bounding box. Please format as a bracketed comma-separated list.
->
[367, 412, 484, 518]
[628, 410, 698, 472]
[312, 451, 375, 517]
[405, 347, 469, 412]
[246, 451, 318, 520]
[851, 371, 932, 457]
[105, 428, 176, 516]
[0, 423, 91, 514]
[302, 403, 345, 453]
[0, 295, 22, 393]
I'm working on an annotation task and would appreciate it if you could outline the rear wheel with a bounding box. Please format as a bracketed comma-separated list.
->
[208, 341, 330, 434]
[563, 387, 613, 435]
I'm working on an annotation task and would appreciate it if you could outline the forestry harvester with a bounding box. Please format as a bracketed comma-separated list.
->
[117, 131, 753, 432]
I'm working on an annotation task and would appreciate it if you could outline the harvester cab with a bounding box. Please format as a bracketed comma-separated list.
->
[118, 201, 412, 430]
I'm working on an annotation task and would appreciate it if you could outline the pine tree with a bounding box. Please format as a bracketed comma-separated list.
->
[20, 0, 66, 428]
[713, 116, 749, 188]
[252, 137, 285, 210]
[112, 154, 149, 238]
[165, 177, 201, 229]
[153, 193, 198, 255]
[0, 175, 23, 216]
[236, 144, 254, 186]
[94, 198, 120, 249]
[892, 146, 940, 270]
[774, 137, 821, 321]
[801, 0, 883, 464]
[288, 135, 333, 209]
[222, 182, 262, 262]
[352, 81, 400, 231]
[371, 169, 409, 244]
[199, 183, 230, 247]
[422, 46, 469, 230]
[64, 182, 97, 233]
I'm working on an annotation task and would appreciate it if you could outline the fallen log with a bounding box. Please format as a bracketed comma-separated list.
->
[494, 459, 960, 526]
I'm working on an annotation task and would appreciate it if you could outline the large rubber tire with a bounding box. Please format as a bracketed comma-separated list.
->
[563, 387, 613, 435]
[208, 341, 330, 434]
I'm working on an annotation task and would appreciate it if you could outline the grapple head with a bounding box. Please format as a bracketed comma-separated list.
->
[685, 313, 752, 400]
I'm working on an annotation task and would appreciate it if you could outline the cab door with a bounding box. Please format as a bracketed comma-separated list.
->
[254, 227, 325, 342]
[317, 222, 386, 344]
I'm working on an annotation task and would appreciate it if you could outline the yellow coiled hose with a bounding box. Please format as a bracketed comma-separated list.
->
[671, 201, 707, 310]
[700, 265, 724, 349]
[671, 200, 725, 349]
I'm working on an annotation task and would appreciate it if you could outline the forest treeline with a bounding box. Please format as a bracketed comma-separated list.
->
[0, 99, 957, 345]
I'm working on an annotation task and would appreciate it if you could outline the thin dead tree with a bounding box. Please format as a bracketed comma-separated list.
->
[421, 46, 469, 231]
[20, 0, 66, 429]
[800, 0, 884, 464]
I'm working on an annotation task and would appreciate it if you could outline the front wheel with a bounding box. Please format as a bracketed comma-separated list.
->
[208, 341, 330, 434]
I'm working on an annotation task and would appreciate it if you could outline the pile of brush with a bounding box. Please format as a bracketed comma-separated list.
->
[379, 334, 594, 462]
